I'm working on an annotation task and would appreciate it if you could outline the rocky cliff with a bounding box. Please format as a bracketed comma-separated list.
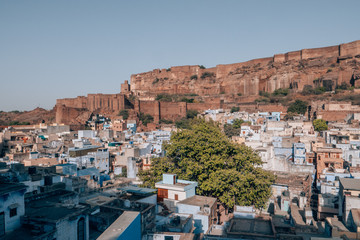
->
[131, 40, 360, 99]
[54, 40, 360, 125]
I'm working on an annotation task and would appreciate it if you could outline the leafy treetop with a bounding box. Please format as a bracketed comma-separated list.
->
[313, 119, 328, 132]
[139, 119, 275, 209]
[287, 100, 308, 115]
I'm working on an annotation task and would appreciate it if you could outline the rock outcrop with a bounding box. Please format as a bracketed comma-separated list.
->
[131, 40, 360, 98]
[54, 40, 360, 125]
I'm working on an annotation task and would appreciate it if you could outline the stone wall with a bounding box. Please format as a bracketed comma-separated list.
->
[131, 40, 360, 98]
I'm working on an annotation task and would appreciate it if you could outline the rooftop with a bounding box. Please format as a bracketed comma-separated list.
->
[316, 147, 342, 153]
[97, 211, 140, 240]
[227, 217, 275, 238]
[340, 178, 360, 191]
[0, 182, 27, 196]
[177, 195, 217, 208]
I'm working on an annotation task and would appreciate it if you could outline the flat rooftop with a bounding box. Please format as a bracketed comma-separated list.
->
[227, 217, 275, 237]
[0, 183, 27, 196]
[340, 178, 360, 191]
[97, 211, 140, 240]
[177, 195, 217, 207]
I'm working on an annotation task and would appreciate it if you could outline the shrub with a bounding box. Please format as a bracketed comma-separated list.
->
[313, 119, 328, 132]
[118, 110, 129, 120]
[159, 119, 173, 124]
[301, 85, 314, 95]
[336, 82, 349, 90]
[314, 87, 326, 95]
[180, 97, 194, 103]
[224, 123, 241, 138]
[199, 65, 206, 69]
[302, 85, 326, 95]
[9, 121, 30, 125]
[237, 93, 242, 96]
[272, 88, 289, 96]
[138, 112, 154, 126]
[190, 75, 198, 80]
[166, 68, 171, 72]
[156, 94, 173, 102]
[255, 98, 270, 103]
[220, 91, 225, 94]
[230, 107, 240, 113]
[287, 100, 308, 115]
[259, 91, 270, 98]
[186, 110, 198, 119]
[201, 72, 215, 79]
[153, 78, 160, 84]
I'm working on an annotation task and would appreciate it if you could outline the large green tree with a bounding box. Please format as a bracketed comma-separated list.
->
[313, 119, 328, 132]
[287, 100, 308, 115]
[138, 119, 275, 209]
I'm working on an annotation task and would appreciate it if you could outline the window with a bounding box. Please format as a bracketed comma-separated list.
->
[174, 194, 178, 200]
[77, 217, 85, 240]
[0, 212, 4, 236]
[10, 208, 17, 218]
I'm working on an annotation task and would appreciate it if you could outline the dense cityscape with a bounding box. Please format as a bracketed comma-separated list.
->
[2, 1, 360, 240]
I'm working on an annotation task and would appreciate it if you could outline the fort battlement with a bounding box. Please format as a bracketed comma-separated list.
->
[55, 40, 360, 125]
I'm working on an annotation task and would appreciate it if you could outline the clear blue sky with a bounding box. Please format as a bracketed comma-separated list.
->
[1, 0, 359, 111]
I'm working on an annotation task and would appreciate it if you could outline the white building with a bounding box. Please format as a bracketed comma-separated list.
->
[155, 174, 197, 212]
[0, 183, 27, 235]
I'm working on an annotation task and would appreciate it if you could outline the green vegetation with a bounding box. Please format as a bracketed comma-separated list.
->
[137, 112, 154, 126]
[159, 119, 173, 124]
[272, 88, 289, 96]
[10, 110, 21, 113]
[118, 109, 129, 120]
[259, 91, 270, 98]
[220, 91, 225, 94]
[156, 94, 173, 102]
[336, 82, 350, 90]
[175, 119, 192, 129]
[186, 110, 198, 119]
[9, 121, 30, 125]
[185, 93, 199, 97]
[152, 78, 160, 84]
[313, 119, 328, 132]
[223, 119, 245, 138]
[166, 68, 171, 72]
[230, 106, 240, 113]
[199, 65, 206, 69]
[301, 85, 326, 95]
[237, 93, 242, 96]
[224, 124, 241, 137]
[174, 110, 199, 129]
[180, 97, 194, 103]
[190, 75, 198, 80]
[255, 98, 270, 103]
[200, 72, 215, 79]
[138, 119, 275, 209]
[287, 100, 308, 115]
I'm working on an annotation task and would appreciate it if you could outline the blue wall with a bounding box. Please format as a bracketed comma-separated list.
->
[118, 213, 141, 240]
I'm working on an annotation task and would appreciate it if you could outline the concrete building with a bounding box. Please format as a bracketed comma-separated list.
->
[177, 195, 217, 234]
[293, 142, 306, 165]
[0, 183, 27, 236]
[315, 148, 343, 179]
[155, 174, 198, 212]
[338, 178, 360, 226]
[97, 211, 141, 240]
